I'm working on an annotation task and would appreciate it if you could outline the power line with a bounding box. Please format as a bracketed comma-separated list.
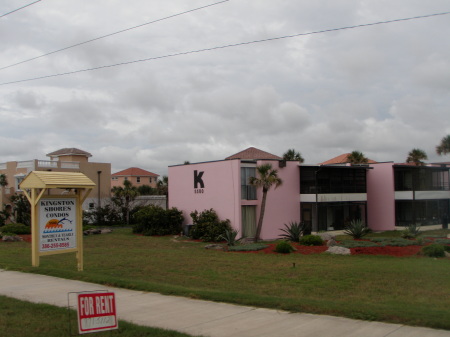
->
[0, 0, 43, 19]
[0, 0, 230, 71]
[1, 10, 449, 86]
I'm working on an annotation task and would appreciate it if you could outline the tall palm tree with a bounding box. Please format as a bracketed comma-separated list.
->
[347, 151, 368, 165]
[436, 135, 450, 157]
[249, 164, 282, 242]
[406, 148, 428, 166]
[282, 149, 304, 163]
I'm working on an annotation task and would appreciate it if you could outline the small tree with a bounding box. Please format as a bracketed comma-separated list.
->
[406, 148, 428, 166]
[436, 135, 450, 157]
[347, 151, 368, 165]
[111, 180, 139, 225]
[282, 149, 304, 163]
[249, 164, 282, 242]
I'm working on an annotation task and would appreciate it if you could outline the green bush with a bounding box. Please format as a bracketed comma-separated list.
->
[275, 241, 295, 254]
[344, 220, 372, 239]
[421, 244, 445, 258]
[134, 205, 183, 236]
[0, 223, 30, 235]
[299, 234, 324, 246]
[279, 222, 307, 242]
[190, 209, 231, 242]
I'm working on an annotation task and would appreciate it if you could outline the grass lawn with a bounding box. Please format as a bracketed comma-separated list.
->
[1, 228, 449, 330]
[0, 295, 199, 337]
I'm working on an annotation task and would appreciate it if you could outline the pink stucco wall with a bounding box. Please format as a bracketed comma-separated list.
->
[255, 160, 300, 240]
[367, 163, 396, 231]
[168, 160, 242, 228]
[169, 159, 301, 240]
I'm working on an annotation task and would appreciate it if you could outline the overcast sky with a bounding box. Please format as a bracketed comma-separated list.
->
[1, 0, 449, 176]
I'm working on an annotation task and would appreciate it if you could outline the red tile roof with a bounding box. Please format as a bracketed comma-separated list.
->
[320, 153, 377, 165]
[225, 147, 282, 160]
[46, 148, 92, 157]
[112, 167, 159, 177]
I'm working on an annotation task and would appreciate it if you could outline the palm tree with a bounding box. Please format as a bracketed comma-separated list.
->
[282, 149, 304, 163]
[347, 151, 368, 165]
[406, 148, 428, 166]
[111, 179, 139, 225]
[436, 135, 450, 157]
[0, 174, 7, 188]
[157, 175, 169, 208]
[249, 164, 282, 242]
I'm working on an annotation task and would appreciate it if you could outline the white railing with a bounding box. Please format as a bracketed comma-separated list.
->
[37, 160, 58, 168]
[61, 161, 80, 169]
[0, 163, 6, 170]
[17, 160, 35, 169]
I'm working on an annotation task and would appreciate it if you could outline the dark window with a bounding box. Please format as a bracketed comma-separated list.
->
[300, 167, 367, 194]
[241, 167, 257, 200]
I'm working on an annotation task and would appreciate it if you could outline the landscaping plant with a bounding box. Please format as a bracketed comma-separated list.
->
[275, 241, 295, 254]
[421, 244, 446, 258]
[220, 229, 240, 246]
[134, 205, 183, 236]
[343, 219, 372, 239]
[401, 223, 421, 239]
[299, 234, 324, 246]
[279, 222, 306, 242]
[190, 209, 231, 242]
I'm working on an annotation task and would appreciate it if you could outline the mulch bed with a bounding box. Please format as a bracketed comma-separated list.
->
[232, 242, 428, 257]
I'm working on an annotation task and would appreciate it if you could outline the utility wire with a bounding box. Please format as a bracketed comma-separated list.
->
[0, 0, 42, 19]
[0, 0, 230, 71]
[1, 10, 449, 86]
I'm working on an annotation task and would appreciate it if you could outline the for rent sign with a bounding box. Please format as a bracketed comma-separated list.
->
[39, 198, 77, 252]
[77, 292, 118, 334]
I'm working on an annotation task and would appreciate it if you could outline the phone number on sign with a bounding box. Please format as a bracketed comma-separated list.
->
[41, 242, 70, 249]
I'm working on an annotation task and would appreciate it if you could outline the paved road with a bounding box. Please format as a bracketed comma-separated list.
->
[0, 269, 449, 337]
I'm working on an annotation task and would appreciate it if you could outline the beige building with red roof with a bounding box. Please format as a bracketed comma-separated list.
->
[111, 167, 159, 189]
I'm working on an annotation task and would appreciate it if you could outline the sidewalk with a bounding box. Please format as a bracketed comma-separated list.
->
[1, 269, 449, 337]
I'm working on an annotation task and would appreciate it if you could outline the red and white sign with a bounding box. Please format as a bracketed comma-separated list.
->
[77, 292, 118, 334]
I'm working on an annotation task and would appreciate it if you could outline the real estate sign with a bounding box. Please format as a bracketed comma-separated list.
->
[77, 292, 118, 334]
[39, 198, 77, 252]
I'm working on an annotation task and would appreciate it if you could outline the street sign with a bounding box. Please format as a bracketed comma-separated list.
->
[77, 292, 118, 334]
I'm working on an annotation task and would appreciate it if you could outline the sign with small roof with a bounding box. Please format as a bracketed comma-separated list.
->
[20, 171, 96, 271]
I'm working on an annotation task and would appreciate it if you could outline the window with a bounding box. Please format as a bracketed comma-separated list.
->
[112, 177, 118, 181]
[14, 174, 25, 191]
[241, 167, 257, 200]
[137, 177, 141, 183]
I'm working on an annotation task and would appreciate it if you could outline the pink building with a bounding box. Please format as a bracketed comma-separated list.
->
[169, 148, 450, 239]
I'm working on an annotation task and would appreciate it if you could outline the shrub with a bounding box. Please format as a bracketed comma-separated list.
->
[421, 244, 445, 258]
[401, 223, 421, 239]
[299, 234, 324, 246]
[134, 205, 183, 236]
[378, 238, 417, 247]
[83, 204, 123, 227]
[190, 209, 231, 242]
[275, 241, 295, 254]
[220, 229, 240, 246]
[0, 223, 30, 235]
[344, 220, 372, 239]
[279, 222, 306, 242]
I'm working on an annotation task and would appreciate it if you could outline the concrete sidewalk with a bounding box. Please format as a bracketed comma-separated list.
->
[0, 269, 449, 337]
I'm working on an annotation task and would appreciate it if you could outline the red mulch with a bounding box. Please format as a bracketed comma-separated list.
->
[19, 235, 32, 243]
[232, 242, 431, 257]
